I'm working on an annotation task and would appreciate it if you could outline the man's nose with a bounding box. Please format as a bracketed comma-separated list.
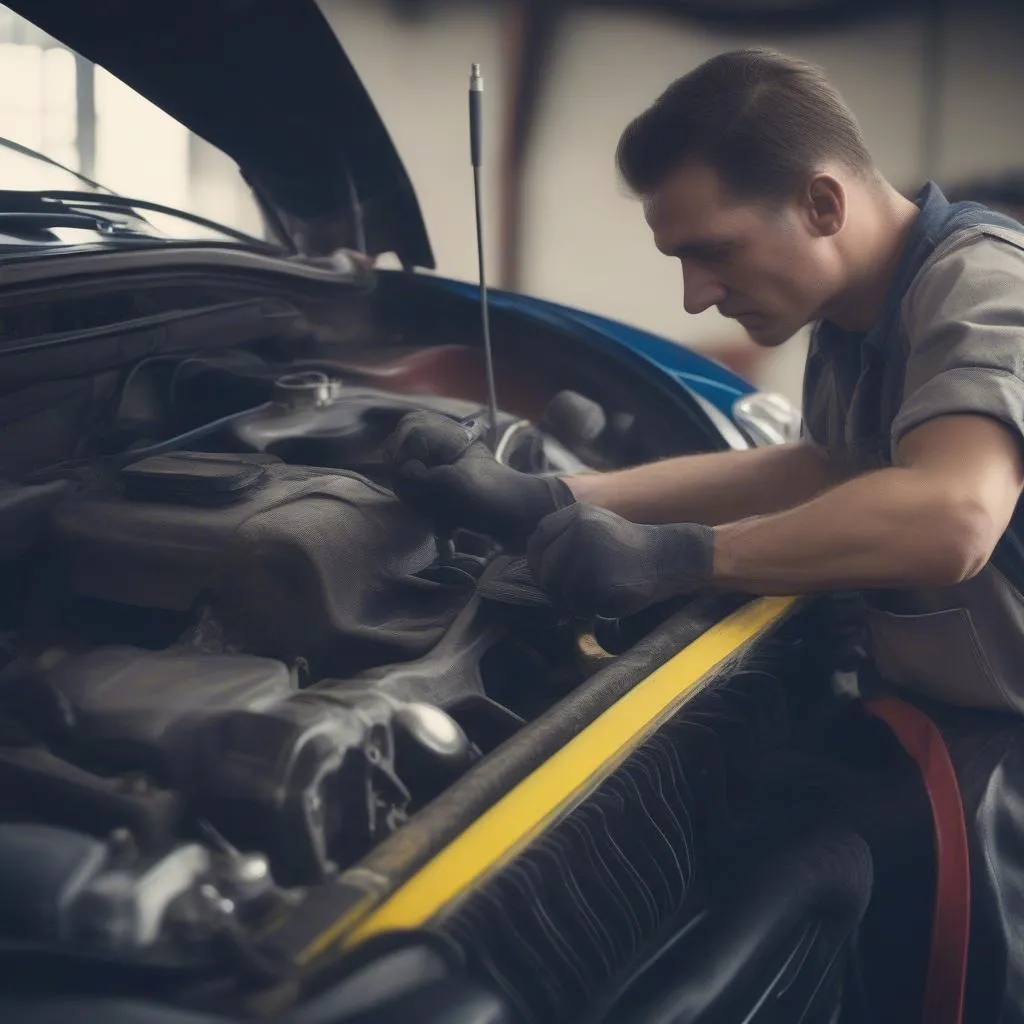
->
[681, 262, 726, 316]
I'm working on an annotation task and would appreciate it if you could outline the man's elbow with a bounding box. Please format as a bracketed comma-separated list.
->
[930, 495, 1003, 585]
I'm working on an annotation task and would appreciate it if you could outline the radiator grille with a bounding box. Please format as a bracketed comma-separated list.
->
[437, 662, 798, 1023]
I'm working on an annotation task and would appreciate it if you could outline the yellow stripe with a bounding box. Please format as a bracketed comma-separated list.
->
[301, 595, 796, 962]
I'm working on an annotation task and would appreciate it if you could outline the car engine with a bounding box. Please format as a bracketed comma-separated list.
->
[0, 352, 619, 986]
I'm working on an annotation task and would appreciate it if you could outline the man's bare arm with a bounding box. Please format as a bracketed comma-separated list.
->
[712, 415, 1024, 592]
[563, 441, 849, 525]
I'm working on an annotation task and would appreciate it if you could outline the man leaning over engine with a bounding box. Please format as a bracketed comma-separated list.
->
[390, 49, 1024, 714]
[385, 49, 1024, 1024]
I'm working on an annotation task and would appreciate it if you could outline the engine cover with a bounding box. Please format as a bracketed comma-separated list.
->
[52, 453, 469, 676]
[4, 646, 294, 779]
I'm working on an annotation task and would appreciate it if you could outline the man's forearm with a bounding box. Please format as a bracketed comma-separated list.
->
[563, 442, 848, 525]
[712, 465, 991, 593]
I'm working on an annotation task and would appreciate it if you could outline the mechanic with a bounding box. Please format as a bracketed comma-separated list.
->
[387, 47, 1024, 713]
[386, 48, 1024, 1024]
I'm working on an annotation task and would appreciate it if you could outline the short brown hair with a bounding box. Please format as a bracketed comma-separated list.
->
[616, 49, 874, 202]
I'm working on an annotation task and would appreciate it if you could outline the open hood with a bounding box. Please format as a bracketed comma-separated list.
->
[6, 0, 435, 267]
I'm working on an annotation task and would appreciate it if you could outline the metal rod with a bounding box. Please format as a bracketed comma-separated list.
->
[470, 63, 499, 450]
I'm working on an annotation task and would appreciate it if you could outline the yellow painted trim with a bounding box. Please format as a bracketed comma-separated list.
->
[299, 595, 797, 963]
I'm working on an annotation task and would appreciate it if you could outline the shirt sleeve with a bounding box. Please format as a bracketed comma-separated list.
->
[892, 234, 1024, 456]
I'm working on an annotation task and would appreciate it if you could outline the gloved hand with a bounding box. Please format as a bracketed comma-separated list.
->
[385, 410, 576, 547]
[526, 503, 715, 618]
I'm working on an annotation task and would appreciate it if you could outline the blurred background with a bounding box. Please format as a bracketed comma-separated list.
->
[1, 0, 1023, 403]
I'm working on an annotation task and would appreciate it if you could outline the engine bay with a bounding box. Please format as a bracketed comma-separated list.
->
[0, 281, 722, 1001]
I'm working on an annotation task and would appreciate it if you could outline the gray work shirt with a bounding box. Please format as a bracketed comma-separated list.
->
[802, 182, 1024, 712]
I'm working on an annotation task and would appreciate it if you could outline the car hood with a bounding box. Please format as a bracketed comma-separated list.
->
[6, 0, 434, 267]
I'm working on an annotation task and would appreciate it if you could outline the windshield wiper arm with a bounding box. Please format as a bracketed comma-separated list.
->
[0, 190, 277, 250]
[0, 208, 161, 240]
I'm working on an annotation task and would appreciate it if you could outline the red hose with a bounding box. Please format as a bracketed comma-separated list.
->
[866, 696, 970, 1024]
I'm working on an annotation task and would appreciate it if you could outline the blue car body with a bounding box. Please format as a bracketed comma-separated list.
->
[416, 275, 755, 417]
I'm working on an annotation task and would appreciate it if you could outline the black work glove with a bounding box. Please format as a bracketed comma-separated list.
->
[526, 503, 715, 618]
[385, 411, 575, 547]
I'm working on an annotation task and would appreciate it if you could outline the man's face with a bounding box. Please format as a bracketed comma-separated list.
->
[643, 161, 839, 347]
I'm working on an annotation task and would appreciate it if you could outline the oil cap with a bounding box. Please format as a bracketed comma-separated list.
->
[273, 371, 341, 410]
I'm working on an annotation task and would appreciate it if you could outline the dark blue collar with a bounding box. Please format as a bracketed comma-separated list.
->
[859, 180, 947, 352]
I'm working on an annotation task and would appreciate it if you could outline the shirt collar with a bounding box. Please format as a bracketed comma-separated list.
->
[871, 180, 951, 332]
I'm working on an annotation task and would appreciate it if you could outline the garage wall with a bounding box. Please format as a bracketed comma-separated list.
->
[316, 0, 1024, 402]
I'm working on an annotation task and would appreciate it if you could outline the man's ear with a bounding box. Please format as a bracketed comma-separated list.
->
[801, 174, 846, 238]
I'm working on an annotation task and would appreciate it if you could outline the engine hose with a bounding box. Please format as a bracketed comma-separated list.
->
[103, 403, 272, 467]
[23, 403, 271, 484]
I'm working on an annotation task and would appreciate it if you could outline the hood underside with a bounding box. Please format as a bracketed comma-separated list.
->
[6, 0, 435, 267]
